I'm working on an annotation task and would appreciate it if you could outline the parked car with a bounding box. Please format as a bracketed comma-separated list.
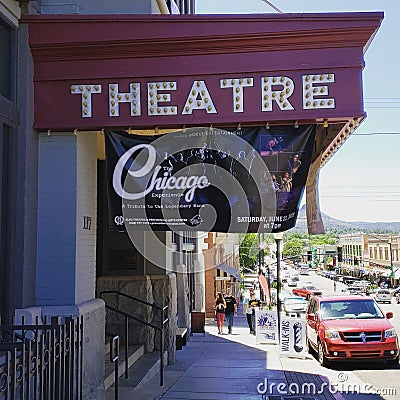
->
[372, 289, 392, 304]
[292, 285, 322, 300]
[396, 293, 400, 304]
[347, 283, 366, 295]
[306, 295, 399, 367]
[290, 272, 300, 281]
[283, 296, 308, 315]
[281, 271, 290, 283]
[287, 277, 298, 287]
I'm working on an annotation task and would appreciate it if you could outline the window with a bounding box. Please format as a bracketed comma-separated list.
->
[0, 20, 11, 99]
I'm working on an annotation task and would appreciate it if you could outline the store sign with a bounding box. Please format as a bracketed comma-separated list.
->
[70, 73, 335, 119]
[279, 317, 307, 358]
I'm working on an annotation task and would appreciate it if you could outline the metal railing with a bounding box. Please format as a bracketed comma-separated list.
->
[0, 315, 84, 400]
[99, 290, 168, 387]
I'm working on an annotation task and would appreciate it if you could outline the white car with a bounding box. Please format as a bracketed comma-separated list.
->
[287, 277, 297, 287]
[372, 289, 392, 304]
[282, 296, 307, 315]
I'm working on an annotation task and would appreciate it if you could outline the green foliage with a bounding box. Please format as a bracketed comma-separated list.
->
[280, 232, 340, 260]
[282, 240, 303, 258]
[239, 233, 259, 270]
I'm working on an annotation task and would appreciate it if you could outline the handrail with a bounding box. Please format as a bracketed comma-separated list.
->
[99, 290, 168, 312]
[105, 304, 161, 332]
[99, 290, 168, 387]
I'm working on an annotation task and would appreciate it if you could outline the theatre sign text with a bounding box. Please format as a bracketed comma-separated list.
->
[70, 73, 335, 119]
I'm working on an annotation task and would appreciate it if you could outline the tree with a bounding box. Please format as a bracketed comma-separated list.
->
[282, 239, 303, 258]
[238, 233, 271, 272]
[239, 233, 259, 271]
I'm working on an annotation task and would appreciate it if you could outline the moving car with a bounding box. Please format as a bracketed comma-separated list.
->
[372, 289, 392, 304]
[306, 295, 399, 367]
[291, 272, 300, 281]
[283, 296, 308, 315]
[298, 264, 309, 275]
[292, 284, 322, 300]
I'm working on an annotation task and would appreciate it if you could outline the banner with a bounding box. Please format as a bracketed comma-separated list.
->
[279, 317, 307, 358]
[255, 309, 278, 344]
[306, 154, 325, 234]
[105, 125, 315, 233]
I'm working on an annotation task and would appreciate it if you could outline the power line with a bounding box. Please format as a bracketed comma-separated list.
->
[260, 0, 283, 13]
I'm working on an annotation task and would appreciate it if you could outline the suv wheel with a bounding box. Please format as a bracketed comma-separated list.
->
[318, 341, 330, 367]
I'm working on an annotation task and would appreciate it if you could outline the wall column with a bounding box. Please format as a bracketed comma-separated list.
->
[32, 131, 105, 400]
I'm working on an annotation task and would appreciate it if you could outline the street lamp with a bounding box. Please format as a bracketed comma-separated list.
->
[273, 232, 284, 343]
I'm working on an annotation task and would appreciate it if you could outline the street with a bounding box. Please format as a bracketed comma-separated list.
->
[278, 267, 400, 399]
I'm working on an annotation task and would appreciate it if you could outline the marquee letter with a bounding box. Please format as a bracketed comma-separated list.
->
[302, 73, 335, 109]
[261, 76, 294, 112]
[220, 77, 254, 112]
[109, 83, 141, 117]
[70, 84, 102, 118]
[182, 80, 217, 114]
[147, 81, 178, 116]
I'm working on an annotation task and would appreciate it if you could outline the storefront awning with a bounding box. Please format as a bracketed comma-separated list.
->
[216, 263, 242, 281]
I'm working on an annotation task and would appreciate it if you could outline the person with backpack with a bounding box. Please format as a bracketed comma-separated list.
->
[224, 288, 237, 334]
[214, 292, 226, 335]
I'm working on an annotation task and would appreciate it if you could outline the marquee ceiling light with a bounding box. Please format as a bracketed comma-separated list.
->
[323, 119, 328, 128]
[266, 122, 270, 130]
[294, 121, 299, 128]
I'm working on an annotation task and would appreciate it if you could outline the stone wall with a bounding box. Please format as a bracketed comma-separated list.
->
[97, 273, 177, 363]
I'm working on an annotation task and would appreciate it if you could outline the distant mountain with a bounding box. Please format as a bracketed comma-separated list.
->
[292, 205, 400, 233]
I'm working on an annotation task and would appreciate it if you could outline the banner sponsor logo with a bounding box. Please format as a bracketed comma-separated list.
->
[255, 310, 278, 344]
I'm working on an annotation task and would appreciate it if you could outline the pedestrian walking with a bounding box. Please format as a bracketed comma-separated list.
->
[224, 288, 237, 334]
[243, 289, 255, 334]
[214, 292, 226, 335]
[333, 281, 337, 292]
[248, 291, 261, 335]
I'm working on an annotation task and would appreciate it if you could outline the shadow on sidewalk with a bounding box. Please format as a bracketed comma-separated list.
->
[110, 314, 385, 400]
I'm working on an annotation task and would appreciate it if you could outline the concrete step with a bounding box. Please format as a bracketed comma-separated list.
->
[105, 350, 168, 399]
[118, 351, 162, 389]
[104, 343, 144, 390]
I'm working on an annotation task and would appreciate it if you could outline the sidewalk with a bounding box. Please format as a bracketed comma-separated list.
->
[109, 304, 356, 400]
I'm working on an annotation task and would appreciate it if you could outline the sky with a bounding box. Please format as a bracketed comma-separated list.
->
[195, 0, 400, 223]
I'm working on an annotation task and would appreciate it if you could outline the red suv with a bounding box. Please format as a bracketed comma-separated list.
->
[306, 295, 399, 367]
